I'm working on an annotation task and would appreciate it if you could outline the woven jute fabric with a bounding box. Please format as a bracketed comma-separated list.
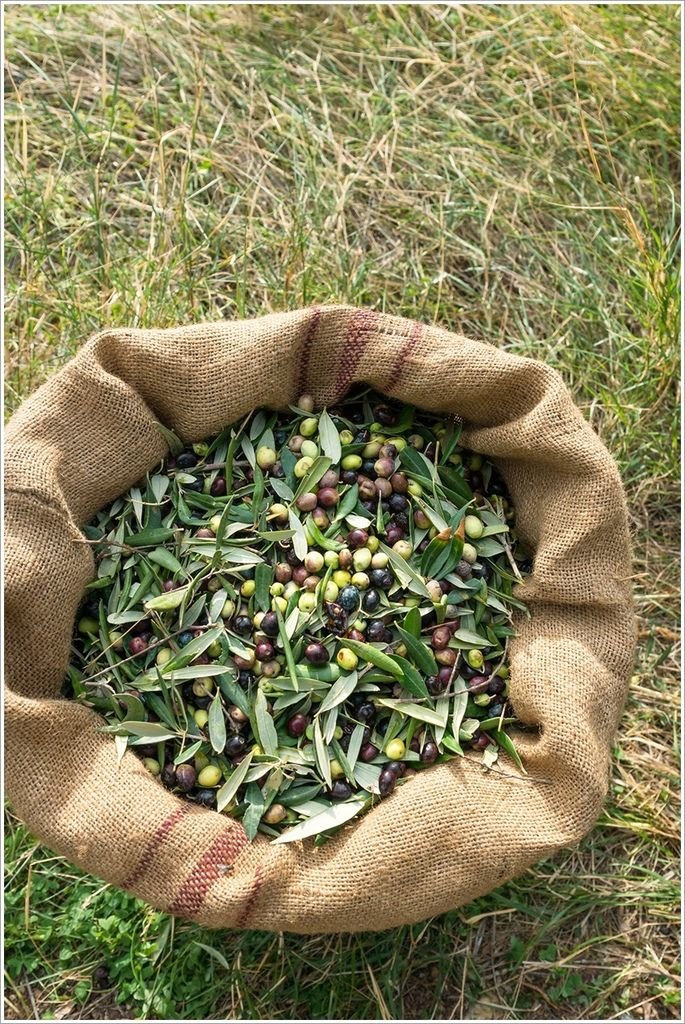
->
[4, 305, 635, 933]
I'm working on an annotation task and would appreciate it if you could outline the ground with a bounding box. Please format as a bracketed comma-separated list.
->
[3, 3, 680, 1021]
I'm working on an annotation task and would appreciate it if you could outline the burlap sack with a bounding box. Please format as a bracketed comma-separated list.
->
[4, 305, 635, 933]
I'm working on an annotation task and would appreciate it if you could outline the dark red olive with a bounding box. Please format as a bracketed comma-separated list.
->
[129, 636, 147, 656]
[358, 478, 377, 501]
[261, 612, 279, 637]
[346, 528, 369, 549]
[210, 476, 227, 496]
[386, 760, 407, 777]
[304, 642, 328, 665]
[194, 789, 216, 807]
[472, 731, 492, 750]
[468, 675, 490, 694]
[255, 641, 275, 662]
[379, 768, 397, 796]
[163, 579, 176, 592]
[390, 472, 408, 493]
[359, 743, 379, 762]
[317, 487, 339, 508]
[431, 626, 451, 650]
[385, 526, 404, 545]
[196, 528, 214, 539]
[175, 764, 197, 792]
[287, 712, 308, 737]
[356, 702, 376, 723]
[420, 741, 439, 764]
[329, 780, 352, 800]
[426, 675, 447, 696]
[438, 666, 454, 687]
[161, 763, 176, 788]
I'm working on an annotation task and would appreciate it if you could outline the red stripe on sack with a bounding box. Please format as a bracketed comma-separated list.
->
[121, 804, 189, 890]
[236, 864, 266, 929]
[333, 308, 379, 401]
[385, 319, 424, 393]
[296, 307, 322, 396]
[168, 826, 249, 917]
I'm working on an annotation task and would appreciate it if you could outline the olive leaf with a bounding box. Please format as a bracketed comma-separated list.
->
[216, 750, 254, 812]
[337, 638, 404, 680]
[271, 798, 367, 844]
[313, 718, 332, 789]
[147, 547, 184, 575]
[318, 409, 342, 463]
[388, 655, 430, 698]
[253, 689, 278, 756]
[375, 699, 445, 726]
[293, 456, 332, 500]
[288, 509, 308, 561]
[174, 739, 203, 765]
[208, 691, 227, 753]
[316, 671, 358, 714]
[395, 626, 438, 676]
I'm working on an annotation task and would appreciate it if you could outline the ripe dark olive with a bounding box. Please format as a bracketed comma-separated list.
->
[317, 487, 339, 508]
[472, 731, 492, 750]
[329, 780, 352, 800]
[233, 615, 252, 636]
[346, 529, 369, 550]
[238, 670, 253, 687]
[129, 636, 147, 656]
[366, 619, 387, 642]
[304, 642, 328, 665]
[362, 589, 381, 612]
[385, 526, 403, 546]
[285, 546, 302, 567]
[175, 764, 197, 792]
[379, 768, 397, 796]
[369, 569, 394, 590]
[339, 585, 360, 611]
[225, 734, 247, 757]
[426, 675, 447, 696]
[361, 459, 377, 476]
[359, 742, 379, 762]
[255, 641, 275, 662]
[431, 626, 451, 650]
[287, 712, 308, 737]
[386, 760, 407, 777]
[356, 702, 376, 723]
[342, 470, 358, 485]
[161, 763, 176, 788]
[176, 451, 198, 469]
[437, 666, 454, 687]
[388, 493, 408, 513]
[260, 612, 279, 636]
[390, 472, 408, 494]
[420, 741, 439, 764]
[488, 677, 506, 695]
[374, 404, 397, 426]
[184, 478, 203, 492]
[489, 702, 504, 718]
[354, 428, 370, 443]
[468, 675, 490, 694]
[195, 789, 216, 808]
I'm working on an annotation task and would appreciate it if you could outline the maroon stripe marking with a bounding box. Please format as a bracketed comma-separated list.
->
[121, 804, 189, 890]
[236, 864, 266, 929]
[385, 319, 424, 393]
[296, 307, 322, 395]
[168, 826, 249, 917]
[333, 308, 380, 401]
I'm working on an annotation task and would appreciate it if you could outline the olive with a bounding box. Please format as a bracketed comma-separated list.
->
[356, 702, 376, 723]
[317, 487, 339, 508]
[176, 451, 198, 469]
[225, 734, 247, 757]
[304, 642, 329, 665]
[361, 459, 377, 476]
[374, 404, 397, 426]
[342, 470, 358, 485]
[488, 677, 506, 695]
[368, 569, 394, 590]
[233, 615, 252, 636]
[378, 768, 397, 796]
[431, 626, 452, 650]
[260, 612, 279, 636]
[420, 741, 439, 764]
[238, 670, 253, 687]
[346, 529, 369, 550]
[366, 619, 386, 642]
[161, 763, 176, 789]
[386, 760, 407, 778]
[359, 742, 379, 762]
[175, 764, 197, 792]
[329, 780, 352, 800]
[263, 803, 287, 825]
[468, 674, 490, 694]
[255, 641, 275, 662]
[129, 636, 147, 657]
[489, 702, 504, 718]
[287, 713, 308, 737]
[390, 472, 408, 493]
[362, 589, 381, 612]
[388, 493, 408, 513]
[184, 478, 203, 492]
[426, 675, 448, 696]
[339, 585, 360, 611]
[194, 789, 216, 808]
[385, 526, 403, 546]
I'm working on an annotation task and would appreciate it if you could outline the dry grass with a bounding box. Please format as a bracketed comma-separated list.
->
[3, 3, 681, 1020]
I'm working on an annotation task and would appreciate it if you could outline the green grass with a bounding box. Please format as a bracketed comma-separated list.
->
[4, 3, 680, 1020]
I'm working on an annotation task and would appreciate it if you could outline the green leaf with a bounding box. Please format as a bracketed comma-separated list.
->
[293, 456, 332, 500]
[144, 586, 188, 612]
[317, 671, 358, 714]
[318, 409, 342, 463]
[313, 718, 332, 788]
[269, 478, 294, 501]
[216, 750, 254, 812]
[151, 474, 170, 504]
[147, 547, 184, 575]
[124, 527, 176, 547]
[208, 691, 227, 754]
[130, 487, 144, 529]
[216, 674, 251, 717]
[451, 628, 492, 647]
[275, 606, 300, 691]
[254, 562, 272, 613]
[493, 730, 526, 772]
[378, 541, 432, 599]
[271, 799, 367, 844]
[241, 782, 265, 840]
[375, 699, 445, 726]
[340, 638, 404, 680]
[396, 626, 438, 676]
[115, 721, 178, 740]
[155, 421, 184, 456]
[163, 624, 224, 672]
[305, 515, 343, 552]
[288, 509, 308, 561]
[254, 689, 278, 756]
[174, 740, 203, 765]
[402, 606, 422, 638]
[388, 655, 430, 698]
